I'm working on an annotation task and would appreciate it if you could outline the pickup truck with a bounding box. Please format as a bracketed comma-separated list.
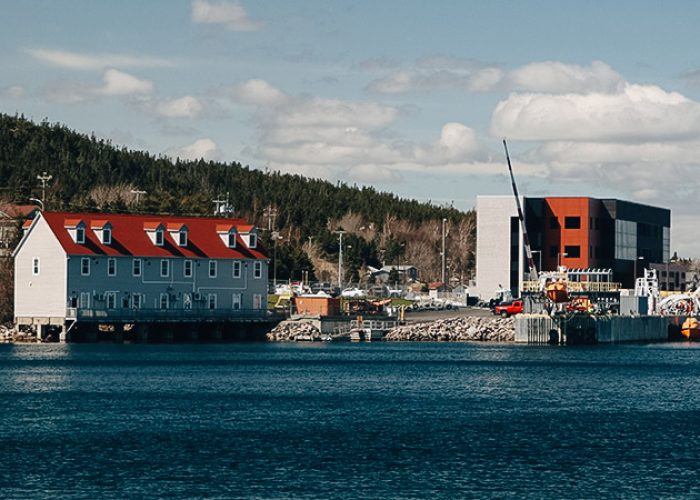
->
[493, 299, 523, 318]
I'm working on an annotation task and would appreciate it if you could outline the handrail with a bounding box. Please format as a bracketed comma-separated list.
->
[522, 281, 621, 293]
[67, 307, 281, 321]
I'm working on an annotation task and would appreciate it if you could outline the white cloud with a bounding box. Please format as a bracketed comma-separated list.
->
[367, 59, 624, 95]
[96, 69, 154, 96]
[508, 61, 623, 94]
[44, 69, 154, 103]
[0, 85, 26, 99]
[191, 0, 261, 32]
[155, 95, 204, 118]
[228, 79, 287, 106]
[491, 84, 700, 142]
[166, 138, 221, 161]
[26, 48, 172, 70]
[225, 79, 488, 183]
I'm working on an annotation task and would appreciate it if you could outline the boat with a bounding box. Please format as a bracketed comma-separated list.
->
[681, 317, 700, 340]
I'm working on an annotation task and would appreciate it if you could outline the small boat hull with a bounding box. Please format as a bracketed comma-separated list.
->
[681, 317, 700, 340]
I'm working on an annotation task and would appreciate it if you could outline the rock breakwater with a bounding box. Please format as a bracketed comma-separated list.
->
[267, 320, 323, 342]
[385, 316, 514, 342]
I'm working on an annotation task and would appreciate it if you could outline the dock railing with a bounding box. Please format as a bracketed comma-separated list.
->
[521, 281, 621, 294]
[67, 307, 283, 322]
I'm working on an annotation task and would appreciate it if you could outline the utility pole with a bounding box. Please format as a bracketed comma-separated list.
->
[130, 189, 147, 206]
[441, 218, 447, 285]
[36, 172, 52, 208]
[335, 230, 346, 290]
[263, 205, 278, 231]
[212, 195, 227, 216]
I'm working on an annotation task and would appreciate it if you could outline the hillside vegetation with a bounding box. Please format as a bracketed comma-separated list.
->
[0, 113, 475, 286]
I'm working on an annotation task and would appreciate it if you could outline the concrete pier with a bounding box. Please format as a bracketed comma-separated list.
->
[516, 314, 686, 344]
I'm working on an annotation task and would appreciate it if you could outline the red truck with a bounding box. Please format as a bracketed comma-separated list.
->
[493, 299, 523, 318]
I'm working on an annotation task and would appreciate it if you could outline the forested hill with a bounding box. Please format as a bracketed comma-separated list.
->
[0, 113, 475, 283]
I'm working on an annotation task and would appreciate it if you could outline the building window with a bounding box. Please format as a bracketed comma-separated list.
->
[103, 228, 112, 244]
[184, 259, 193, 278]
[160, 293, 169, 309]
[179, 231, 188, 247]
[209, 260, 217, 278]
[76, 227, 85, 243]
[81, 257, 90, 276]
[564, 245, 581, 258]
[107, 258, 116, 276]
[208, 294, 217, 310]
[160, 259, 170, 277]
[233, 261, 241, 278]
[228, 233, 236, 248]
[615, 220, 637, 260]
[183, 293, 192, 310]
[132, 293, 142, 309]
[133, 259, 142, 277]
[155, 230, 164, 246]
[550, 217, 559, 229]
[32, 257, 40, 275]
[564, 216, 581, 229]
[249, 233, 257, 248]
[253, 294, 262, 309]
[254, 261, 262, 279]
[79, 292, 90, 309]
[106, 292, 117, 309]
[232, 293, 241, 310]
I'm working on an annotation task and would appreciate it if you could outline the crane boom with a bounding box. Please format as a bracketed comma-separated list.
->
[503, 139, 539, 281]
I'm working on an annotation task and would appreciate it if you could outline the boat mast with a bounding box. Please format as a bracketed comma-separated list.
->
[503, 139, 539, 281]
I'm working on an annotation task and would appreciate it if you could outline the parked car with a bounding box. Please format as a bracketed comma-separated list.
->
[340, 287, 367, 298]
[493, 299, 523, 318]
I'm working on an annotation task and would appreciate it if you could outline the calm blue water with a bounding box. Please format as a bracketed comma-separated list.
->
[2, 342, 700, 499]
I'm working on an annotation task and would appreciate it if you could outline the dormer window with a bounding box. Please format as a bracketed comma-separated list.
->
[91, 220, 112, 244]
[65, 219, 86, 244]
[167, 223, 188, 247]
[239, 226, 257, 248]
[144, 222, 166, 246]
[216, 224, 237, 248]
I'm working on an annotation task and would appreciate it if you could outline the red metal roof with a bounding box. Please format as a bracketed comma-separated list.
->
[90, 220, 110, 229]
[41, 212, 268, 260]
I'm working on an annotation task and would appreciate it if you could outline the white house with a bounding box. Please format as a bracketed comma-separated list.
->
[13, 211, 270, 340]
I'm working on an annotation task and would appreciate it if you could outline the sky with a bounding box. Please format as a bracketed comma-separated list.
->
[3, 0, 700, 255]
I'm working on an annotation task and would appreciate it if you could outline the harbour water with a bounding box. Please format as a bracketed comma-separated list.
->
[3, 342, 700, 498]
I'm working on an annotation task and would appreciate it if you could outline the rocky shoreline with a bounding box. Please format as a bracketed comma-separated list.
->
[384, 316, 514, 342]
[267, 315, 515, 342]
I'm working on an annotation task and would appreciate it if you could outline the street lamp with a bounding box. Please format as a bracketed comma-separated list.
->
[272, 232, 283, 287]
[557, 251, 568, 269]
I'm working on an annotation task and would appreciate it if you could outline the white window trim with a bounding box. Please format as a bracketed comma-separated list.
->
[160, 259, 170, 278]
[228, 232, 237, 248]
[103, 228, 112, 245]
[249, 233, 257, 248]
[81, 257, 90, 276]
[107, 258, 117, 277]
[155, 230, 164, 246]
[131, 293, 142, 309]
[208, 293, 217, 310]
[76, 227, 85, 244]
[133, 258, 142, 277]
[106, 291, 117, 309]
[32, 257, 40, 275]
[209, 260, 217, 278]
[184, 259, 193, 278]
[159, 293, 169, 309]
[179, 231, 188, 247]
[233, 261, 241, 278]
[232, 293, 241, 310]
[253, 261, 262, 279]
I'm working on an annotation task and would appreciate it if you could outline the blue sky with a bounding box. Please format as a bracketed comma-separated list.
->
[3, 1, 700, 254]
